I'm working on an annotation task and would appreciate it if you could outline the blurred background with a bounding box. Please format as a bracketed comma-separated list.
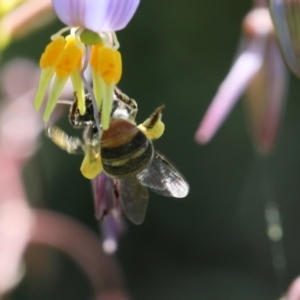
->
[2, 0, 300, 299]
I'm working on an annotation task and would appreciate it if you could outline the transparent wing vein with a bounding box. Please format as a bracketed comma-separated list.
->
[137, 152, 189, 198]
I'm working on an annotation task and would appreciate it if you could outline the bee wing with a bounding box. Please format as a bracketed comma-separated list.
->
[136, 152, 189, 198]
[119, 177, 149, 225]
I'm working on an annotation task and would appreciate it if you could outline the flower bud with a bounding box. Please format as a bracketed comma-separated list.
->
[270, 0, 300, 77]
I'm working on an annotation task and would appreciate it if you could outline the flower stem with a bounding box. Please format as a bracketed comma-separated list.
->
[31, 209, 130, 298]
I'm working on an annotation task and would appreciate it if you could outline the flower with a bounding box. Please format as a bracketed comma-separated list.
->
[92, 173, 124, 254]
[34, 0, 140, 130]
[269, 0, 300, 77]
[35, 34, 85, 120]
[195, 5, 288, 154]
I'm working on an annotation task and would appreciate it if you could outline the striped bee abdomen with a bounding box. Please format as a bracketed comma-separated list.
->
[101, 119, 154, 178]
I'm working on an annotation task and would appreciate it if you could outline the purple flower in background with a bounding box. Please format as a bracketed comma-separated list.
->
[195, 6, 288, 154]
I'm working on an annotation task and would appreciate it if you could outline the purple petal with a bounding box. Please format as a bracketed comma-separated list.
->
[195, 36, 266, 144]
[51, 0, 140, 32]
[92, 176, 124, 254]
[92, 173, 114, 220]
[100, 0, 139, 31]
[101, 211, 125, 254]
[52, 0, 86, 28]
[270, 0, 300, 77]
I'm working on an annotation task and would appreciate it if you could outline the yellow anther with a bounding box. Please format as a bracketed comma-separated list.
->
[55, 38, 83, 78]
[90, 44, 122, 84]
[90, 43, 122, 129]
[90, 43, 103, 69]
[40, 37, 65, 69]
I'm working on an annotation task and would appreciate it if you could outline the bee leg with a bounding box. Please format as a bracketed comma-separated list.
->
[114, 88, 138, 121]
[68, 92, 79, 126]
[70, 93, 78, 115]
[80, 144, 103, 179]
[137, 105, 165, 140]
[46, 125, 84, 154]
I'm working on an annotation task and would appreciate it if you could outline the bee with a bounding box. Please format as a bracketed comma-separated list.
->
[46, 90, 189, 224]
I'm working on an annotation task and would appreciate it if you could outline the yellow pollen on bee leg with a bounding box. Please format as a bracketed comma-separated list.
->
[137, 105, 165, 140]
[138, 121, 165, 140]
[138, 106, 165, 140]
[80, 148, 103, 179]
